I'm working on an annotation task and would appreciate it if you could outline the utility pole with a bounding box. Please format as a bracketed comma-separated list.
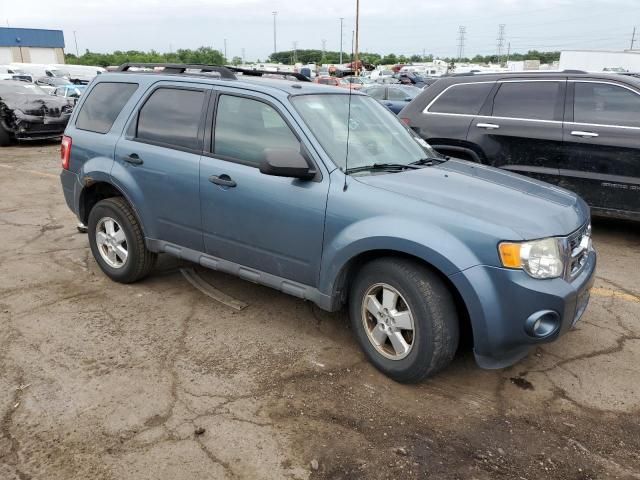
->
[224, 38, 227, 62]
[354, 0, 360, 75]
[506, 42, 511, 64]
[422, 48, 426, 61]
[292, 41, 298, 64]
[272, 11, 278, 59]
[339, 18, 344, 64]
[241, 48, 245, 64]
[632, 27, 637, 50]
[73, 30, 79, 57]
[497, 24, 505, 64]
[457, 26, 466, 61]
[321, 39, 326, 62]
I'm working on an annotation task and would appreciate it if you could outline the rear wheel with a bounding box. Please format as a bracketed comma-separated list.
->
[349, 258, 459, 383]
[0, 125, 12, 146]
[88, 197, 157, 283]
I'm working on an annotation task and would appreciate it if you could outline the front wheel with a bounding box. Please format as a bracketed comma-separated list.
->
[0, 125, 13, 146]
[88, 197, 157, 283]
[349, 258, 459, 383]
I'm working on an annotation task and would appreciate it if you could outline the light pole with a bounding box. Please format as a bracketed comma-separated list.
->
[73, 30, 79, 57]
[224, 38, 227, 62]
[339, 17, 344, 64]
[354, 0, 360, 75]
[272, 11, 278, 59]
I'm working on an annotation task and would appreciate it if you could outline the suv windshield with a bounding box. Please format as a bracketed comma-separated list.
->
[292, 94, 442, 172]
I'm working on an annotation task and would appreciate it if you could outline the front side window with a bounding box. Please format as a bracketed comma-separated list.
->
[492, 81, 562, 121]
[136, 88, 205, 150]
[214, 95, 300, 166]
[76, 82, 138, 134]
[574, 82, 640, 128]
[428, 82, 494, 115]
[292, 94, 440, 172]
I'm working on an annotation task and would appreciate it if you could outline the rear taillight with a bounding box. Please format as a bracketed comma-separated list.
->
[61, 135, 72, 170]
[400, 117, 411, 126]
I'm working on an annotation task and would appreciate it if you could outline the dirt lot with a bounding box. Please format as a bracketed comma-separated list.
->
[0, 143, 639, 480]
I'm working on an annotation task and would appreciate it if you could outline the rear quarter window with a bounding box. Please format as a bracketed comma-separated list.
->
[427, 82, 494, 115]
[76, 82, 138, 134]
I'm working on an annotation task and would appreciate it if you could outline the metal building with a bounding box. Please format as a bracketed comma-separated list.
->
[0, 27, 65, 65]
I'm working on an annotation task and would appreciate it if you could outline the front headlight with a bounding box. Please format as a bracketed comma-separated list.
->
[499, 237, 564, 279]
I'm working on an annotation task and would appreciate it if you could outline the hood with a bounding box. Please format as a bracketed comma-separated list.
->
[0, 93, 71, 114]
[355, 159, 588, 240]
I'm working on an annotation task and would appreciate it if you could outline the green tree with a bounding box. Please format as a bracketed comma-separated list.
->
[231, 56, 243, 66]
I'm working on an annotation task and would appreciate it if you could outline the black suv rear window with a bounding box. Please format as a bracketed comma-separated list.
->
[492, 81, 562, 121]
[428, 82, 494, 115]
[136, 88, 206, 150]
[76, 82, 138, 134]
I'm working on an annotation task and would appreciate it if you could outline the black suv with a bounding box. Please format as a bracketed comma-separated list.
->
[399, 72, 640, 221]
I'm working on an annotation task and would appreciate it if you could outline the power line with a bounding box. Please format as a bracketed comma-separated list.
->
[496, 24, 505, 62]
[457, 26, 467, 59]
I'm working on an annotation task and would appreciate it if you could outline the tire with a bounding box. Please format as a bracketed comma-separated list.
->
[0, 125, 12, 146]
[88, 197, 157, 283]
[349, 258, 459, 383]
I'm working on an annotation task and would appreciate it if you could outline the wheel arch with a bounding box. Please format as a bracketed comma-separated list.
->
[330, 249, 474, 347]
[79, 180, 147, 240]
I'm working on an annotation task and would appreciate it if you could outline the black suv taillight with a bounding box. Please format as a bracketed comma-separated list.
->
[61, 135, 72, 170]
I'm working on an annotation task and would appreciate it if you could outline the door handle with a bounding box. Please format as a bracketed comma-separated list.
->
[124, 153, 143, 165]
[477, 123, 500, 130]
[571, 130, 599, 138]
[209, 174, 237, 188]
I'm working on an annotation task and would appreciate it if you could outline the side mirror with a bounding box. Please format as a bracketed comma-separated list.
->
[259, 148, 315, 180]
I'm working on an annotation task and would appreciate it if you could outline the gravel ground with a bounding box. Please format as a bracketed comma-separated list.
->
[0, 143, 639, 480]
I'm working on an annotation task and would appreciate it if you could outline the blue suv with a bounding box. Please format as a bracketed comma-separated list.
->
[60, 63, 596, 382]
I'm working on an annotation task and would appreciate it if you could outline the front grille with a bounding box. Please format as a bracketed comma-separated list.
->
[566, 223, 591, 279]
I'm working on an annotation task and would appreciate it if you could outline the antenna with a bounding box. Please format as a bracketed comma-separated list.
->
[343, 20, 357, 191]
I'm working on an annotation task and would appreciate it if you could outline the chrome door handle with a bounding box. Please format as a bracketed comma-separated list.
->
[208, 174, 237, 188]
[124, 153, 143, 165]
[477, 123, 500, 129]
[571, 131, 599, 138]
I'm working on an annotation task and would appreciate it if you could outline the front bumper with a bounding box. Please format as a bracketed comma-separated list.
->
[450, 249, 596, 369]
[2, 112, 71, 141]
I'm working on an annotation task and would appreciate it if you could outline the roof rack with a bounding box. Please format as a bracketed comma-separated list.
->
[116, 63, 237, 80]
[227, 67, 311, 82]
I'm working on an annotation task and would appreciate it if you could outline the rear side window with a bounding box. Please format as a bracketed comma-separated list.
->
[388, 88, 409, 101]
[492, 81, 562, 121]
[76, 82, 138, 134]
[427, 82, 494, 115]
[574, 82, 640, 128]
[366, 86, 386, 100]
[214, 95, 299, 166]
[136, 88, 206, 150]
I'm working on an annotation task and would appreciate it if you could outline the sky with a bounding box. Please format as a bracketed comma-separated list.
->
[1, 0, 639, 60]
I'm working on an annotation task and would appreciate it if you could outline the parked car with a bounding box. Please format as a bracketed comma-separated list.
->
[399, 72, 640, 221]
[343, 76, 372, 89]
[362, 84, 423, 114]
[60, 63, 595, 382]
[313, 75, 352, 89]
[0, 81, 73, 145]
[0, 66, 34, 83]
[53, 84, 87, 100]
[36, 76, 73, 88]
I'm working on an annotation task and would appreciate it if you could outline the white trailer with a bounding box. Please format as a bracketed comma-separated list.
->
[559, 50, 640, 72]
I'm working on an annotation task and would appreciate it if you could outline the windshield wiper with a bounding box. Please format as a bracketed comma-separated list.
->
[345, 163, 423, 174]
[409, 156, 449, 166]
